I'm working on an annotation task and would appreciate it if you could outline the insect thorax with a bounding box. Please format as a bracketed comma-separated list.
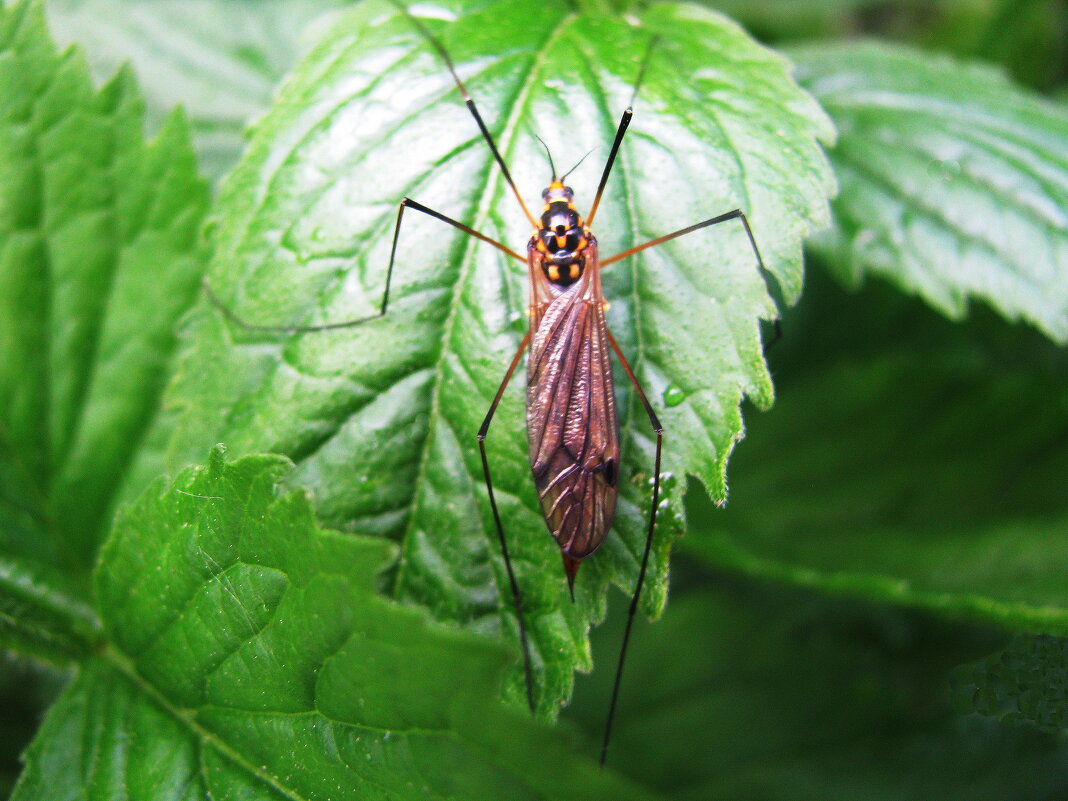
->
[531, 180, 593, 287]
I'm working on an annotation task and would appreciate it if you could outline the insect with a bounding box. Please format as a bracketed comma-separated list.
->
[208, 1, 772, 767]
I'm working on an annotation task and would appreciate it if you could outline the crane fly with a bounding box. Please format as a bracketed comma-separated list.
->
[207, 0, 772, 767]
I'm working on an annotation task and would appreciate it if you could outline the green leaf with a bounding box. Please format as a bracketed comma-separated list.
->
[45, 0, 349, 182]
[957, 0, 1067, 91]
[953, 634, 1068, 733]
[792, 41, 1068, 343]
[0, 0, 210, 637]
[684, 270, 1068, 633]
[567, 577, 1068, 800]
[0, 661, 65, 797]
[12, 449, 662, 801]
[151, 0, 834, 712]
[0, 556, 96, 665]
[697, 0, 873, 40]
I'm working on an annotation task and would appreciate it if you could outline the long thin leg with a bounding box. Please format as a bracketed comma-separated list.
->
[603, 208, 762, 269]
[600, 329, 663, 767]
[586, 109, 632, 227]
[478, 330, 536, 714]
[586, 38, 657, 227]
[602, 208, 783, 345]
[206, 197, 524, 333]
[390, 0, 537, 228]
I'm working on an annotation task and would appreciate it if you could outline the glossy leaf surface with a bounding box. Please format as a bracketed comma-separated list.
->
[153, 0, 834, 711]
[0, 0, 208, 660]
[45, 0, 347, 180]
[794, 42, 1068, 342]
[12, 450, 660, 801]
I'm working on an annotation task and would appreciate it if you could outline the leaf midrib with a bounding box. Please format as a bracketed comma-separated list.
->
[389, 13, 577, 609]
[581, 37, 654, 576]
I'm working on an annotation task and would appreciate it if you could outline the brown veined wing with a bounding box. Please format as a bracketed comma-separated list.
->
[526, 241, 620, 587]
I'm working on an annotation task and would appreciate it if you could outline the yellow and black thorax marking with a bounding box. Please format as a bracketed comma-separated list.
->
[531, 180, 592, 286]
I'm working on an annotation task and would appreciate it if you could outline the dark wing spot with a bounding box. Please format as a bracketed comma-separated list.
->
[601, 457, 617, 488]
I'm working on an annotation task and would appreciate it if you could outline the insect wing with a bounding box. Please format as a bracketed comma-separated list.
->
[526, 245, 620, 569]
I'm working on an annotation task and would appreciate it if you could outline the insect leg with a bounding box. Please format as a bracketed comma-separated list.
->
[587, 37, 656, 226]
[586, 109, 632, 227]
[478, 330, 536, 714]
[600, 328, 663, 767]
[603, 208, 762, 269]
[390, 0, 537, 228]
[602, 209, 783, 343]
[206, 197, 524, 333]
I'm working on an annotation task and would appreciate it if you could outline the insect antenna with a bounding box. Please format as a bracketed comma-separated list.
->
[560, 149, 595, 183]
[389, 0, 538, 228]
[535, 134, 558, 181]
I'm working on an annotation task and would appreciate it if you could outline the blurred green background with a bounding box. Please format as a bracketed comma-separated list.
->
[2, 0, 1065, 796]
